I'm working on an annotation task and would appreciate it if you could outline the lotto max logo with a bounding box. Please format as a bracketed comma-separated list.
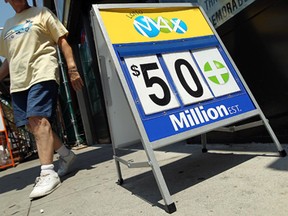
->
[133, 16, 188, 38]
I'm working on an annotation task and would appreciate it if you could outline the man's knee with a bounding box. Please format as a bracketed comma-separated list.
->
[28, 116, 50, 132]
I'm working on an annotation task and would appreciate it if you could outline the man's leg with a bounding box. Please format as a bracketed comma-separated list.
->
[29, 116, 54, 165]
[28, 116, 61, 199]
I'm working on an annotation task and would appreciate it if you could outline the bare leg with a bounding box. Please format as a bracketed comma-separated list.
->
[28, 116, 62, 199]
[28, 116, 55, 165]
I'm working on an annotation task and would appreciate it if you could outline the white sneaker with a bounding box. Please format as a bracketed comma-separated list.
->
[29, 172, 61, 199]
[57, 151, 76, 177]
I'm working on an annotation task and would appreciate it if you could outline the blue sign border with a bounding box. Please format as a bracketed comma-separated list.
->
[113, 36, 256, 142]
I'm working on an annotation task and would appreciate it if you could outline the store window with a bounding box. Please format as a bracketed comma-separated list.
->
[78, 29, 110, 143]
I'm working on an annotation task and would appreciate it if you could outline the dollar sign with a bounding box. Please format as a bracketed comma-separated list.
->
[131, 64, 141, 77]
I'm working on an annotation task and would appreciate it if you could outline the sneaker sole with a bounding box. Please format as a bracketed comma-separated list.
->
[29, 181, 61, 200]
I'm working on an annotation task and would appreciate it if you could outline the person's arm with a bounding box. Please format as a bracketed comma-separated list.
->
[58, 36, 84, 91]
[0, 59, 9, 81]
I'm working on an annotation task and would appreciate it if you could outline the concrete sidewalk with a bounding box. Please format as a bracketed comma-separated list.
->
[1, 142, 288, 216]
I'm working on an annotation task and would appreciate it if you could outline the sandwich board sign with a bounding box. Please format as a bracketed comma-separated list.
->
[90, 3, 286, 213]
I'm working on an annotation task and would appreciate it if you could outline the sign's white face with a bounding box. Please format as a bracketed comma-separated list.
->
[162, 51, 214, 106]
[125, 55, 181, 115]
[124, 48, 240, 116]
[192, 47, 240, 97]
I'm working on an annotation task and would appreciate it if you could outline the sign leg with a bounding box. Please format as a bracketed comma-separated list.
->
[114, 158, 124, 185]
[201, 133, 208, 153]
[112, 147, 124, 185]
[262, 118, 287, 157]
[143, 144, 177, 213]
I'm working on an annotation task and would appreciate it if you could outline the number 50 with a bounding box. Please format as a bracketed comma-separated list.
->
[140, 57, 207, 106]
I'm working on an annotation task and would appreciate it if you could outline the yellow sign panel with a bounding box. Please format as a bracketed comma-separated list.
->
[99, 7, 214, 44]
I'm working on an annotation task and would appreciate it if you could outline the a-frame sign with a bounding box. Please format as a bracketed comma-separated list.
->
[90, 3, 286, 213]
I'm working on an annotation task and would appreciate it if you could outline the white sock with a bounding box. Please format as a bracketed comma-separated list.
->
[41, 164, 55, 175]
[56, 145, 70, 157]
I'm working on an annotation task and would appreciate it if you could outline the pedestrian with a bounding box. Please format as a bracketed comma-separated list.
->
[0, 0, 84, 199]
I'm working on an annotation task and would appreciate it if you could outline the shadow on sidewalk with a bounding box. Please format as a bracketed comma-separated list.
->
[115, 142, 288, 211]
[119, 151, 254, 208]
[0, 144, 115, 194]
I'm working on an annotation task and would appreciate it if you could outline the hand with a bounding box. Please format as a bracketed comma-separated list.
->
[68, 71, 84, 91]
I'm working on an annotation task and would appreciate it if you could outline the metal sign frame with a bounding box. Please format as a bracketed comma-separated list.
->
[90, 3, 286, 213]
